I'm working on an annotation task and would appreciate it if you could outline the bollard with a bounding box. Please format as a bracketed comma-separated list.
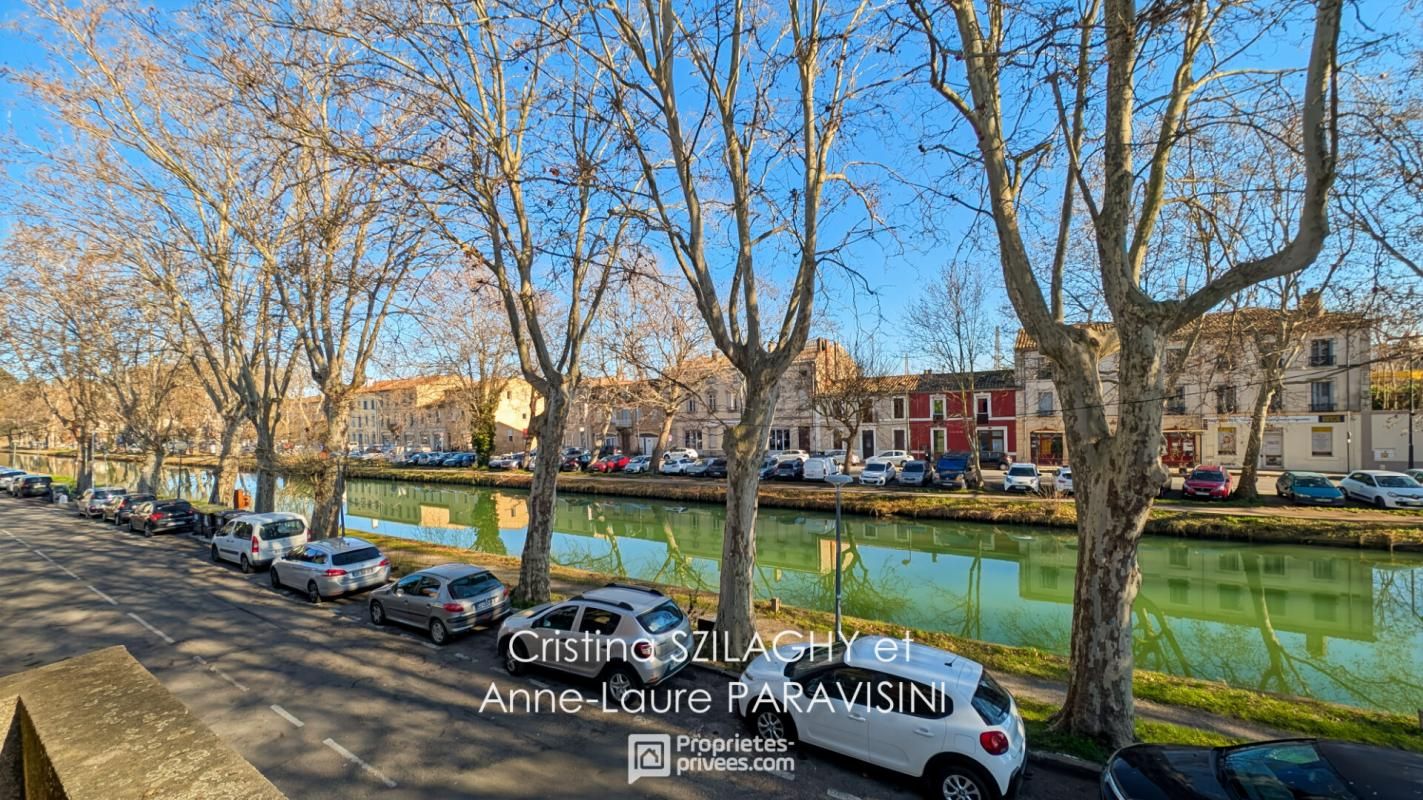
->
[770, 597, 781, 613]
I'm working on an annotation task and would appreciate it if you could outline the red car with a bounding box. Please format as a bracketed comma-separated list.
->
[591, 454, 630, 473]
[1181, 464, 1232, 500]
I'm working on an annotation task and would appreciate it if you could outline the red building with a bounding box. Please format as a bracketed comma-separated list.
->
[858, 369, 1018, 460]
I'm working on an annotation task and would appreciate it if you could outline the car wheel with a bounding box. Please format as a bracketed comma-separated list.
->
[210, 544, 220, 562]
[603, 664, 641, 704]
[428, 618, 449, 645]
[926, 760, 996, 800]
[142, 526, 152, 538]
[240, 555, 252, 574]
[747, 704, 797, 743]
[502, 638, 529, 675]
[306, 581, 322, 604]
[370, 601, 386, 626]
[1374, 495, 1387, 510]
[269, 567, 282, 589]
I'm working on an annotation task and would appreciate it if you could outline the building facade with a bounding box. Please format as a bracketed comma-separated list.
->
[854, 370, 1018, 460]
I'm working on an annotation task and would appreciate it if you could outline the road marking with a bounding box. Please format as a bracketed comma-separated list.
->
[419, 641, 439, 651]
[826, 791, 860, 800]
[87, 585, 118, 605]
[269, 704, 305, 728]
[126, 612, 176, 644]
[192, 655, 208, 665]
[453, 652, 473, 662]
[530, 678, 551, 689]
[322, 738, 398, 788]
[57, 565, 81, 580]
[208, 665, 250, 693]
[35, 549, 56, 564]
[769, 769, 795, 782]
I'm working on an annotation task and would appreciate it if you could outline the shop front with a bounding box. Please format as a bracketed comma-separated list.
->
[1163, 430, 1201, 469]
[1029, 431, 1065, 465]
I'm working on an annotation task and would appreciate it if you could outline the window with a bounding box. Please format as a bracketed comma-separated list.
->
[1038, 566, 1059, 590]
[1037, 391, 1054, 416]
[1218, 585, 1243, 610]
[1218, 553, 1242, 572]
[1264, 588, 1288, 612]
[1167, 386, 1187, 414]
[891, 397, 906, 419]
[1310, 426, 1333, 457]
[636, 601, 686, 634]
[331, 547, 382, 566]
[1311, 560, 1335, 581]
[1310, 381, 1334, 412]
[448, 572, 503, 599]
[684, 430, 703, 450]
[1217, 426, 1238, 456]
[536, 605, 579, 631]
[1312, 594, 1338, 622]
[686, 397, 698, 413]
[971, 674, 1014, 726]
[1168, 579, 1190, 604]
[1215, 385, 1238, 414]
[768, 428, 791, 450]
[1169, 547, 1190, 568]
[707, 391, 717, 412]
[931, 396, 946, 419]
[1309, 338, 1335, 367]
[578, 608, 622, 636]
[1263, 555, 1287, 576]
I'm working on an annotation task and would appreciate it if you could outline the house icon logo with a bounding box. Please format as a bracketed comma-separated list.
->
[627, 733, 672, 783]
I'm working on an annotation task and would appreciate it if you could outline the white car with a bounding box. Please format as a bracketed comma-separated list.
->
[775, 449, 811, 463]
[822, 448, 859, 467]
[664, 447, 699, 461]
[1002, 463, 1042, 493]
[1339, 470, 1423, 509]
[859, 461, 896, 486]
[660, 455, 696, 475]
[735, 635, 1026, 800]
[869, 450, 910, 467]
[1054, 466, 1074, 495]
[802, 456, 840, 481]
[210, 512, 311, 573]
[623, 455, 652, 474]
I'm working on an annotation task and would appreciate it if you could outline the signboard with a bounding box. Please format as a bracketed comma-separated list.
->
[1317, 414, 1346, 423]
[1374, 448, 1398, 461]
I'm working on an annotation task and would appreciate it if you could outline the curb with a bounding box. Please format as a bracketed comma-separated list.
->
[1027, 750, 1104, 779]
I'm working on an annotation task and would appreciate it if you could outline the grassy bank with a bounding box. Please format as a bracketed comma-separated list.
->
[357, 530, 1423, 763]
[13, 448, 1423, 550]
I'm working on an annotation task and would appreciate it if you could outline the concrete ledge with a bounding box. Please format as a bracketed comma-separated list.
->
[0, 646, 284, 799]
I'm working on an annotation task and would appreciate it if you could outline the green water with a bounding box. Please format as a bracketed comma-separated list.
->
[16, 453, 1423, 715]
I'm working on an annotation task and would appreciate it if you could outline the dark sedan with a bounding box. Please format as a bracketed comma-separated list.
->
[772, 458, 804, 481]
[106, 493, 157, 525]
[1102, 738, 1423, 800]
[128, 499, 198, 537]
[703, 458, 728, 479]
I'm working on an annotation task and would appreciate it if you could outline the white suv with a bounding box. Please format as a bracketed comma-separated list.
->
[1002, 463, 1042, 493]
[803, 456, 840, 481]
[736, 635, 1026, 799]
[210, 512, 311, 573]
[869, 450, 910, 467]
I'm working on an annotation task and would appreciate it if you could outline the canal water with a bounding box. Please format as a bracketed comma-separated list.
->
[14, 453, 1423, 716]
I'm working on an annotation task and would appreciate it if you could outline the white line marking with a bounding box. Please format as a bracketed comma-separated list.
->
[530, 678, 551, 689]
[126, 612, 176, 644]
[769, 769, 796, 782]
[270, 704, 304, 728]
[209, 666, 250, 693]
[35, 550, 55, 564]
[453, 652, 472, 661]
[322, 738, 398, 788]
[826, 790, 859, 800]
[192, 655, 208, 666]
[419, 641, 439, 651]
[58, 565, 80, 580]
[87, 585, 118, 605]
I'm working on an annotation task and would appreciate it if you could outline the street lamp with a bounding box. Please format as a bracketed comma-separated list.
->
[826, 472, 854, 644]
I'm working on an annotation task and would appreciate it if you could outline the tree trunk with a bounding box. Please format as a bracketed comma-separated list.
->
[1235, 375, 1278, 501]
[76, 431, 94, 493]
[514, 394, 570, 604]
[717, 377, 779, 659]
[253, 425, 280, 513]
[651, 411, 676, 465]
[140, 448, 166, 495]
[309, 395, 351, 539]
[1051, 331, 1167, 749]
[209, 414, 243, 505]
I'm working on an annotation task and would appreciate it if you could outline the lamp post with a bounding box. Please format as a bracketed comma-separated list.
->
[826, 472, 854, 644]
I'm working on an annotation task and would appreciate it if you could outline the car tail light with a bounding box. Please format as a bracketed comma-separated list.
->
[502, 586, 510, 600]
[323, 569, 347, 577]
[377, 558, 390, 568]
[149, 512, 165, 522]
[633, 641, 653, 659]
[980, 731, 1010, 756]
[251, 537, 260, 554]
[441, 602, 464, 613]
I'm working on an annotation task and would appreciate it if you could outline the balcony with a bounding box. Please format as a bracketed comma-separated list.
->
[1309, 354, 1336, 367]
[1036, 407, 1055, 417]
[1309, 402, 1336, 413]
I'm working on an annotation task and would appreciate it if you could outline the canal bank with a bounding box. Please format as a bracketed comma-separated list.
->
[14, 448, 1423, 550]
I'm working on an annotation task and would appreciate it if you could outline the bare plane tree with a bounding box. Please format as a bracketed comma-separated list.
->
[906, 0, 1343, 745]
[810, 339, 889, 463]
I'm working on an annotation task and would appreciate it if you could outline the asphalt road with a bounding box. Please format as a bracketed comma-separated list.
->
[0, 497, 1095, 800]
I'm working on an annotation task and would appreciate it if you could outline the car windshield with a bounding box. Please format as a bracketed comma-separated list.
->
[260, 519, 306, 540]
[1008, 465, 1036, 476]
[1220, 742, 1352, 799]
[865, 463, 886, 472]
[637, 600, 686, 634]
[331, 546, 382, 566]
[971, 672, 1013, 726]
[784, 642, 845, 680]
[1378, 476, 1421, 488]
[448, 572, 502, 599]
[1192, 470, 1226, 482]
[1294, 476, 1331, 488]
[904, 462, 925, 472]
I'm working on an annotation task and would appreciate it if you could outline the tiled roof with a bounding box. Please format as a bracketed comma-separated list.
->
[1013, 308, 1370, 351]
[358, 376, 460, 393]
[862, 369, 1017, 394]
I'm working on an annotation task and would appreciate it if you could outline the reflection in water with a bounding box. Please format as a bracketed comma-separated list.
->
[15, 454, 1423, 714]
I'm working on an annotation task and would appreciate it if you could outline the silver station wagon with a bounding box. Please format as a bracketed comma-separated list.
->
[210, 512, 310, 573]
[269, 536, 391, 603]
[368, 564, 512, 645]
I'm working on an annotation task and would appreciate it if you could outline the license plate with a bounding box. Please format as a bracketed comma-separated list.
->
[476, 598, 494, 611]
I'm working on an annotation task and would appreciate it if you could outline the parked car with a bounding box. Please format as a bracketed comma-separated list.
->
[758, 456, 780, 480]
[0, 468, 26, 491]
[684, 459, 712, 478]
[802, 456, 840, 481]
[774, 449, 811, 463]
[13, 474, 52, 498]
[489, 452, 522, 469]
[498, 583, 693, 702]
[821, 448, 858, 467]
[523, 451, 538, 471]
[868, 450, 910, 468]
[772, 458, 805, 481]
[623, 455, 652, 474]
[934, 453, 970, 489]
[592, 454, 632, 473]
[104, 492, 155, 524]
[128, 499, 198, 537]
[209, 512, 311, 573]
[1054, 465, 1074, 495]
[1101, 738, 1423, 800]
[703, 458, 728, 479]
[560, 451, 588, 471]
[664, 447, 699, 462]
[1274, 471, 1344, 506]
[897, 459, 933, 487]
[77, 487, 126, 518]
[859, 461, 896, 486]
[999, 463, 1040, 493]
[1181, 465, 1232, 500]
[660, 455, 696, 475]
[736, 635, 1026, 800]
[271, 536, 391, 603]
[1408, 469, 1423, 485]
[370, 563, 512, 645]
[978, 451, 1015, 470]
[1339, 470, 1423, 509]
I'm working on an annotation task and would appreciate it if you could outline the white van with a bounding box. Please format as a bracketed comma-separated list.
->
[210, 512, 311, 573]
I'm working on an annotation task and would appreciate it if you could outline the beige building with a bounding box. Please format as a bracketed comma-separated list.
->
[1015, 310, 1374, 472]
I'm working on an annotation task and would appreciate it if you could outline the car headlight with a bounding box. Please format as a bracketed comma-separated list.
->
[1387, 492, 1401, 499]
